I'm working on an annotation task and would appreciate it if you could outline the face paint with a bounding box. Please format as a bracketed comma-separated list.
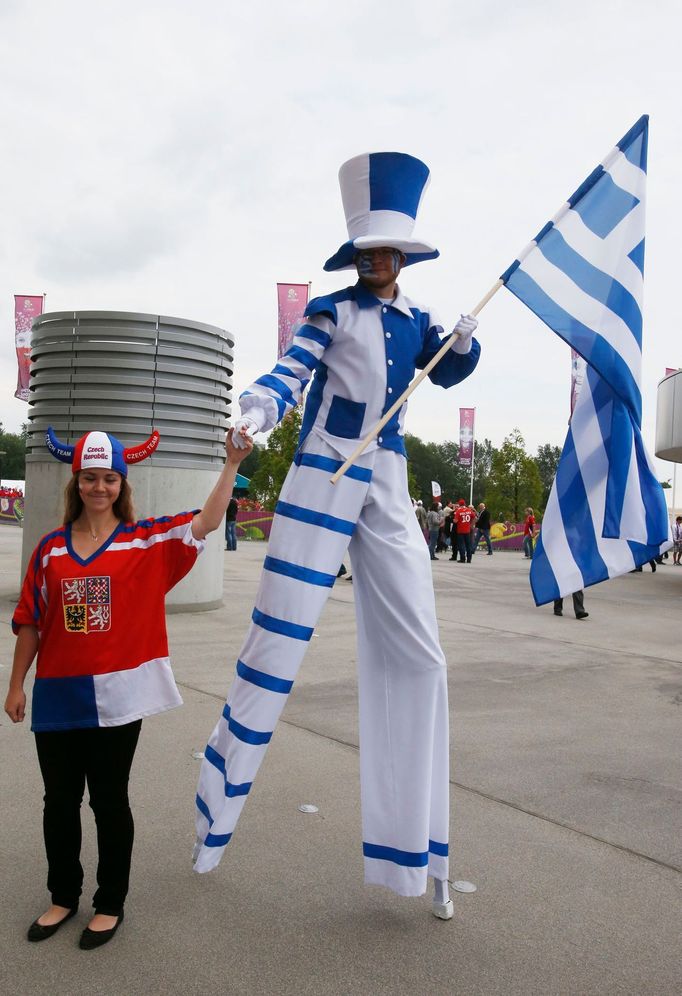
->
[355, 248, 403, 276]
[356, 253, 375, 276]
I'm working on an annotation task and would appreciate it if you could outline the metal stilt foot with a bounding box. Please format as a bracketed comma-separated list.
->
[432, 877, 454, 920]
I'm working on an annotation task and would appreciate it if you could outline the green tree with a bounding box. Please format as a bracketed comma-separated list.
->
[405, 433, 470, 505]
[486, 428, 543, 521]
[535, 442, 563, 511]
[249, 407, 302, 506]
[0, 423, 27, 480]
[471, 437, 495, 505]
[237, 441, 261, 482]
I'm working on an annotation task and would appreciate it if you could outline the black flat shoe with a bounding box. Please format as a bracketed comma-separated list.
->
[575, 611, 589, 619]
[27, 906, 78, 942]
[79, 910, 124, 950]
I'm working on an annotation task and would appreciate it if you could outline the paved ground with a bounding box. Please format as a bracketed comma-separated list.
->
[0, 525, 680, 995]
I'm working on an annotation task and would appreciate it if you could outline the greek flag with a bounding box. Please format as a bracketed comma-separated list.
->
[501, 115, 671, 605]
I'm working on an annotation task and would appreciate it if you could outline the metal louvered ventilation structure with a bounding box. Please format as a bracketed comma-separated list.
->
[656, 369, 682, 464]
[22, 311, 235, 610]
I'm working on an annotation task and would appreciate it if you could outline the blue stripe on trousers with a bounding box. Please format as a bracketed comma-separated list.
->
[204, 744, 253, 796]
[363, 842, 429, 867]
[263, 555, 336, 589]
[222, 703, 272, 745]
[237, 658, 294, 694]
[275, 500, 356, 536]
[252, 607, 314, 642]
[294, 451, 373, 483]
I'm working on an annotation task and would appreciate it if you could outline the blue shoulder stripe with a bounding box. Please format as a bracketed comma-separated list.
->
[304, 288, 355, 324]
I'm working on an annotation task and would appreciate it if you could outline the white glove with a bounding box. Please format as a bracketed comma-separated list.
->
[451, 314, 478, 354]
[232, 408, 266, 449]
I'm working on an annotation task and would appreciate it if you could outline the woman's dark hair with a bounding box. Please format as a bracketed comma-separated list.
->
[63, 474, 136, 524]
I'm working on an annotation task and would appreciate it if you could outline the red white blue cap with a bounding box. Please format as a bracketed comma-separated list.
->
[324, 152, 439, 272]
[45, 427, 160, 477]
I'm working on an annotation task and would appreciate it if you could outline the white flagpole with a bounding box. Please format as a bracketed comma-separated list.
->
[469, 437, 476, 506]
[329, 278, 503, 484]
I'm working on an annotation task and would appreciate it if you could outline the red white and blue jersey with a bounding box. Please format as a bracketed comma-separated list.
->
[13, 512, 204, 732]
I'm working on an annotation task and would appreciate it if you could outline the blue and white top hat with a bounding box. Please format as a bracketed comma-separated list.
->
[324, 152, 439, 272]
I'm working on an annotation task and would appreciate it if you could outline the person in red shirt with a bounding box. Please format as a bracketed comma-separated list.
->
[450, 498, 475, 563]
[523, 507, 536, 559]
[4, 426, 251, 950]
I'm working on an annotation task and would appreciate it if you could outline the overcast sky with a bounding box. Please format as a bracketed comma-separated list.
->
[1, 0, 680, 485]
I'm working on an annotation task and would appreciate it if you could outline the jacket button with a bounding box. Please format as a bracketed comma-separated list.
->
[388, 359, 393, 365]
[385, 332, 391, 338]
[387, 387, 393, 394]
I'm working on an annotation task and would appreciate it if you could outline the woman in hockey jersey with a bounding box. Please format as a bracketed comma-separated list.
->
[4, 426, 251, 949]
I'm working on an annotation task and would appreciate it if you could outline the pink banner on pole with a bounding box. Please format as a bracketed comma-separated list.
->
[277, 283, 310, 359]
[14, 294, 43, 401]
[571, 349, 587, 415]
[458, 408, 475, 466]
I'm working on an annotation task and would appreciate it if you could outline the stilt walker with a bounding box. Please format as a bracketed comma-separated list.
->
[194, 152, 481, 917]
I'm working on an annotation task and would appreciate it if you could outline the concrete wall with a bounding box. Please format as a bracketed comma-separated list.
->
[23, 311, 234, 610]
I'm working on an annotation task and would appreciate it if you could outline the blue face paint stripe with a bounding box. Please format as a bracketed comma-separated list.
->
[252, 607, 314, 642]
[237, 658, 294, 693]
[275, 500, 356, 536]
[363, 842, 429, 868]
[355, 249, 402, 276]
[263, 556, 336, 590]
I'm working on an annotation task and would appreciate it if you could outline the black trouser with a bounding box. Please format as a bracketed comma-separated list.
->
[553, 591, 585, 616]
[456, 533, 471, 562]
[34, 720, 142, 915]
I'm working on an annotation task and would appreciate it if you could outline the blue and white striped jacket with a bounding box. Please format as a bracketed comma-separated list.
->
[241, 281, 480, 458]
